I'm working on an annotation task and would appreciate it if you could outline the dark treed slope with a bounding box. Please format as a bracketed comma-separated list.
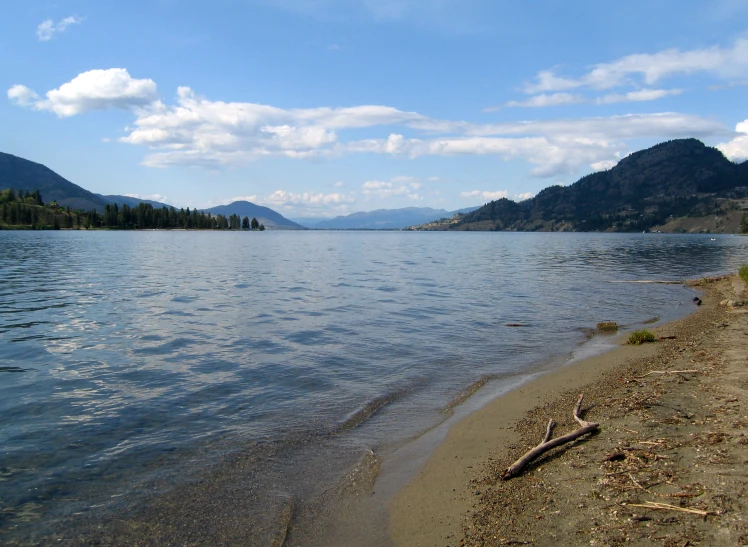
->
[204, 201, 303, 230]
[453, 139, 748, 232]
[0, 152, 109, 212]
[310, 206, 480, 229]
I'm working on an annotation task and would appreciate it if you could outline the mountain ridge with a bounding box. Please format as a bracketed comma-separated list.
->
[203, 201, 303, 229]
[304, 206, 480, 229]
[0, 152, 302, 229]
[0, 152, 109, 212]
[419, 139, 748, 232]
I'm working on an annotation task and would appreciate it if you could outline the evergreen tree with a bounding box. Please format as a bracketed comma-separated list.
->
[242, 216, 250, 230]
[251, 217, 259, 230]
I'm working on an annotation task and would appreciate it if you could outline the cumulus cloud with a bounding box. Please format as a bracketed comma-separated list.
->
[123, 193, 170, 203]
[514, 192, 535, 201]
[37, 16, 83, 41]
[590, 160, 617, 171]
[8, 69, 157, 117]
[460, 190, 509, 201]
[504, 93, 586, 108]
[8, 69, 734, 178]
[123, 99, 731, 176]
[361, 178, 422, 200]
[263, 190, 353, 207]
[596, 88, 683, 104]
[503, 89, 682, 108]
[717, 120, 748, 162]
[523, 37, 748, 94]
[7, 85, 40, 107]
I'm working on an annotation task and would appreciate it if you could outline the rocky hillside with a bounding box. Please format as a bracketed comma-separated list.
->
[445, 139, 748, 232]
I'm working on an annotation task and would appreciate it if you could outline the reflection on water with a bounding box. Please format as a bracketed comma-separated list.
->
[1, 231, 746, 544]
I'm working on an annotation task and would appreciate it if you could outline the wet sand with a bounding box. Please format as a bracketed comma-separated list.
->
[390, 275, 748, 546]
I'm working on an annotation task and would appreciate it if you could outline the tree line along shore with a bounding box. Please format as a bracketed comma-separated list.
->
[0, 188, 265, 231]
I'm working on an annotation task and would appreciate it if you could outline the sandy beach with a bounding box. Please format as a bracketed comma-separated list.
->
[390, 275, 748, 546]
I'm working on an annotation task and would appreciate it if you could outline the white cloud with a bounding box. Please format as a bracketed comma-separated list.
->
[504, 93, 586, 108]
[264, 190, 354, 207]
[8, 69, 157, 117]
[361, 178, 422, 200]
[223, 188, 355, 216]
[37, 16, 83, 41]
[123, 193, 170, 203]
[342, 111, 727, 177]
[7, 85, 40, 107]
[590, 160, 617, 171]
[523, 37, 748, 93]
[460, 190, 509, 201]
[514, 192, 535, 201]
[717, 120, 748, 162]
[124, 103, 732, 176]
[503, 89, 682, 108]
[8, 69, 734, 178]
[596, 88, 683, 104]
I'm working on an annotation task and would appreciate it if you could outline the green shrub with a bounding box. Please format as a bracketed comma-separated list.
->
[628, 330, 656, 345]
[740, 265, 748, 285]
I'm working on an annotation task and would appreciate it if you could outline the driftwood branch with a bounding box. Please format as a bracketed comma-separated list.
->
[626, 501, 714, 516]
[502, 394, 599, 480]
[638, 370, 699, 378]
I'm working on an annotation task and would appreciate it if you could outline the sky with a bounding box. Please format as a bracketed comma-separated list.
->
[2, 1, 748, 218]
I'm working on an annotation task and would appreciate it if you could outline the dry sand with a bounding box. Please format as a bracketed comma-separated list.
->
[390, 275, 748, 546]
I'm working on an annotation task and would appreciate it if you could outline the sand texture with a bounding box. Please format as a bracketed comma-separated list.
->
[391, 275, 748, 546]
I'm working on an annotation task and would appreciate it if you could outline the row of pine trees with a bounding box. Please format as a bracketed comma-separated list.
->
[0, 188, 265, 231]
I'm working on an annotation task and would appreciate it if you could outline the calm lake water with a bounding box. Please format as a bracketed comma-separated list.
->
[1, 231, 747, 544]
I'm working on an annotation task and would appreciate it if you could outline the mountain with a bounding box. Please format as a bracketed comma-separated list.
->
[289, 217, 329, 228]
[204, 201, 303, 230]
[0, 151, 109, 212]
[441, 139, 748, 232]
[310, 206, 481, 230]
[99, 194, 175, 209]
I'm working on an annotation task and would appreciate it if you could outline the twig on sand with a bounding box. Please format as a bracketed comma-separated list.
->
[628, 473, 650, 492]
[626, 501, 714, 516]
[639, 370, 699, 378]
[502, 395, 598, 480]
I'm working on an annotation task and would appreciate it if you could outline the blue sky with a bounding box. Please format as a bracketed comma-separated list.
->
[2, 1, 748, 218]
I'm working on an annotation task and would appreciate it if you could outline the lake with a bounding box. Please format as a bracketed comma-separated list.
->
[1, 231, 746, 545]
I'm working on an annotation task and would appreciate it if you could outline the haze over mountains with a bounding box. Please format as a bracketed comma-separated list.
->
[294, 206, 480, 229]
[0, 150, 480, 230]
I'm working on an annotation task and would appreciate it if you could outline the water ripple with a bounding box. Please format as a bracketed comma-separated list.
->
[1, 231, 747, 542]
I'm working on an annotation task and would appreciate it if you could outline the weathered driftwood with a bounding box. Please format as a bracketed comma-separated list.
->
[627, 501, 714, 516]
[501, 394, 599, 480]
[639, 369, 699, 378]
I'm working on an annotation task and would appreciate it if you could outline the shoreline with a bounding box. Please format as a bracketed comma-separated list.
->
[389, 274, 747, 546]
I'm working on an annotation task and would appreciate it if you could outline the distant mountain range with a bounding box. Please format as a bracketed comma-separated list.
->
[295, 206, 480, 230]
[0, 151, 302, 229]
[412, 139, 748, 233]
